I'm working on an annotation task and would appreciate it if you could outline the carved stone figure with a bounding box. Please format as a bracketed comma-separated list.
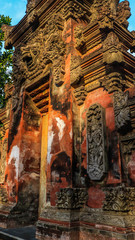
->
[90, 0, 119, 24]
[61, 1, 89, 21]
[103, 32, 124, 65]
[56, 188, 88, 209]
[20, 14, 66, 86]
[114, 91, 130, 132]
[87, 104, 107, 181]
[116, 1, 131, 28]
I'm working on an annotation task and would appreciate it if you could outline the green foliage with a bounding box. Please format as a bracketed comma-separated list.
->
[0, 15, 13, 108]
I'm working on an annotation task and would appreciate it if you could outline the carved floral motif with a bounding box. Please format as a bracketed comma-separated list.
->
[114, 91, 130, 132]
[13, 14, 66, 87]
[90, 0, 118, 24]
[103, 186, 135, 212]
[56, 188, 88, 209]
[89, 0, 131, 30]
[87, 104, 107, 181]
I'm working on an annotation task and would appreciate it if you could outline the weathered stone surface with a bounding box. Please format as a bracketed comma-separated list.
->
[113, 91, 131, 132]
[103, 186, 135, 212]
[56, 188, 88, 209]
[87, 104, 107, 181]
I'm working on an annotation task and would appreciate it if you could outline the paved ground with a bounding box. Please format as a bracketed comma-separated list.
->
[0, 226, 37, 240]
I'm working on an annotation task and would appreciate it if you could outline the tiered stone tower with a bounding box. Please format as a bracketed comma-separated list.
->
[0, 0, 135, 239]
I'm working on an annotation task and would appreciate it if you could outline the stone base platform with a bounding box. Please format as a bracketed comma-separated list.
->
[36, 207, 135, 240]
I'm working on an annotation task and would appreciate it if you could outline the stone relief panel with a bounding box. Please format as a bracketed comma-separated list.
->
[87, 104, 107, 181]
[103, 32, 124, 65]
[56, 188, 88, 209]
[13, 14, 66, 87]
[113, 91, 131, 132]
[103, 186, 135, 212]
[116, 1, 131, 28]
[89, 0, 131, 29]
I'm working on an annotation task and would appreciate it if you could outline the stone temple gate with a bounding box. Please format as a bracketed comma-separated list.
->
[0, 0, 135, 239]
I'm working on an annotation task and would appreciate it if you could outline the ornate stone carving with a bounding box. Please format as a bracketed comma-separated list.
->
[120, 135, 135, 168]
[74, 25, 86, 52]
[56, 188, 88, 209]
[20, 14, 66, 86]
[89, 0, 119, 24]
[103, 32, 124, 65]
[116, 1, 131, 29]
[26, 0, 39, 25]
[87, 104, 107, 181]
[98, 16, 114, 30]
[100, 72, 125, 94]
[0, 124, 6, 140]
[61, 1, 89, 21]
[26, 0, 37, 14]
[12, 46, 26, 85]
[70, 56, 83, 86]
[73, 85, 87, 106]
[114, 91, 131, 132]
[27, 9, 38, 25]
[70, 56, 86, 105]
[89, 0, 131, 30]
[103, 186, 135, 212]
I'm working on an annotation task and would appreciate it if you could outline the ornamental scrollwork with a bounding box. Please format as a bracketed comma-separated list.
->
[113, 91, 131, 132]
[87, 104, 107, 181]
[103, 186, 135, 212]
[56, 188, 88, 209]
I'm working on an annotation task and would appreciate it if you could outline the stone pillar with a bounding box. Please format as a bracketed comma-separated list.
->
[39, 113, 48, 214]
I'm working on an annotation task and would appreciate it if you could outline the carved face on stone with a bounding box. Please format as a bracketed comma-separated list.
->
[21, 43, 41, 73]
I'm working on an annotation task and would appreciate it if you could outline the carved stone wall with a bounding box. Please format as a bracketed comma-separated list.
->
[56, 188, 88, 209]
[87, 104, 107, 181]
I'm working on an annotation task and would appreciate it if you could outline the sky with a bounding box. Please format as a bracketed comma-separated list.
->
[0, 0, 135, 30]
